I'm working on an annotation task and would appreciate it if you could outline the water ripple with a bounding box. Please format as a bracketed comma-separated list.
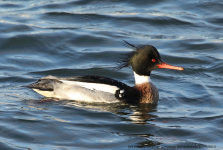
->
[0, 0, 222, 149]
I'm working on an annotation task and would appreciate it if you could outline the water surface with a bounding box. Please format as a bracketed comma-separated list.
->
[0, 0, 223, 149]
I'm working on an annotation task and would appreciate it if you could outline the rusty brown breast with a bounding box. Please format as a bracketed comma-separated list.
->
[134, 82, 159, 104]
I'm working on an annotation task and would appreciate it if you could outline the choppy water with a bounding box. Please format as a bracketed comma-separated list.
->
[0, 0, 223, 149]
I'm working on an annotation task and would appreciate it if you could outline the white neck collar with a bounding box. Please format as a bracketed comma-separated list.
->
[133, 72, 150, 85]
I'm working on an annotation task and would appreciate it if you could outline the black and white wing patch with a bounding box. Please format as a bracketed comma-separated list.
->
[26, 75, 140, 103]
[40, 75, 140, 103]
[115, 89, 125, 99]
[46, 75, 130, 95]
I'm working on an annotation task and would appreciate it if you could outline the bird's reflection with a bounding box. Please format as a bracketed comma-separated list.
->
[60, 100, 161, 148]
[23, 98, 158, 124]
[22, 98, 162, 148]
[61, 100, 158, 125]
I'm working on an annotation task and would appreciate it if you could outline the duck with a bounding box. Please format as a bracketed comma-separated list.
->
[25, 41, 184, 104]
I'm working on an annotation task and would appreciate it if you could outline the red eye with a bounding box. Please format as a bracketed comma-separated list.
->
[152, 59, 156, 62]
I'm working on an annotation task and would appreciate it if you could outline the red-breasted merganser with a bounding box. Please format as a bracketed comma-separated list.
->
[25, 41, 184, 104]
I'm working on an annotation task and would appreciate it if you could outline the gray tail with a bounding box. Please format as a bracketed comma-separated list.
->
[24, 79, 62, 91]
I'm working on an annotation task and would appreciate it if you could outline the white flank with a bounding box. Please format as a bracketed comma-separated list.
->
[59, 80, 119, 94]
[33, 89, 54, 97]
[133, 71, 150, 85]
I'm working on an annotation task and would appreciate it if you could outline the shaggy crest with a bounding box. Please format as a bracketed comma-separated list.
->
[115, 40, 160, 70]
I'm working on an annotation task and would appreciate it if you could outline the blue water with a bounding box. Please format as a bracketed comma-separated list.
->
[0, 0, 223, 149]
